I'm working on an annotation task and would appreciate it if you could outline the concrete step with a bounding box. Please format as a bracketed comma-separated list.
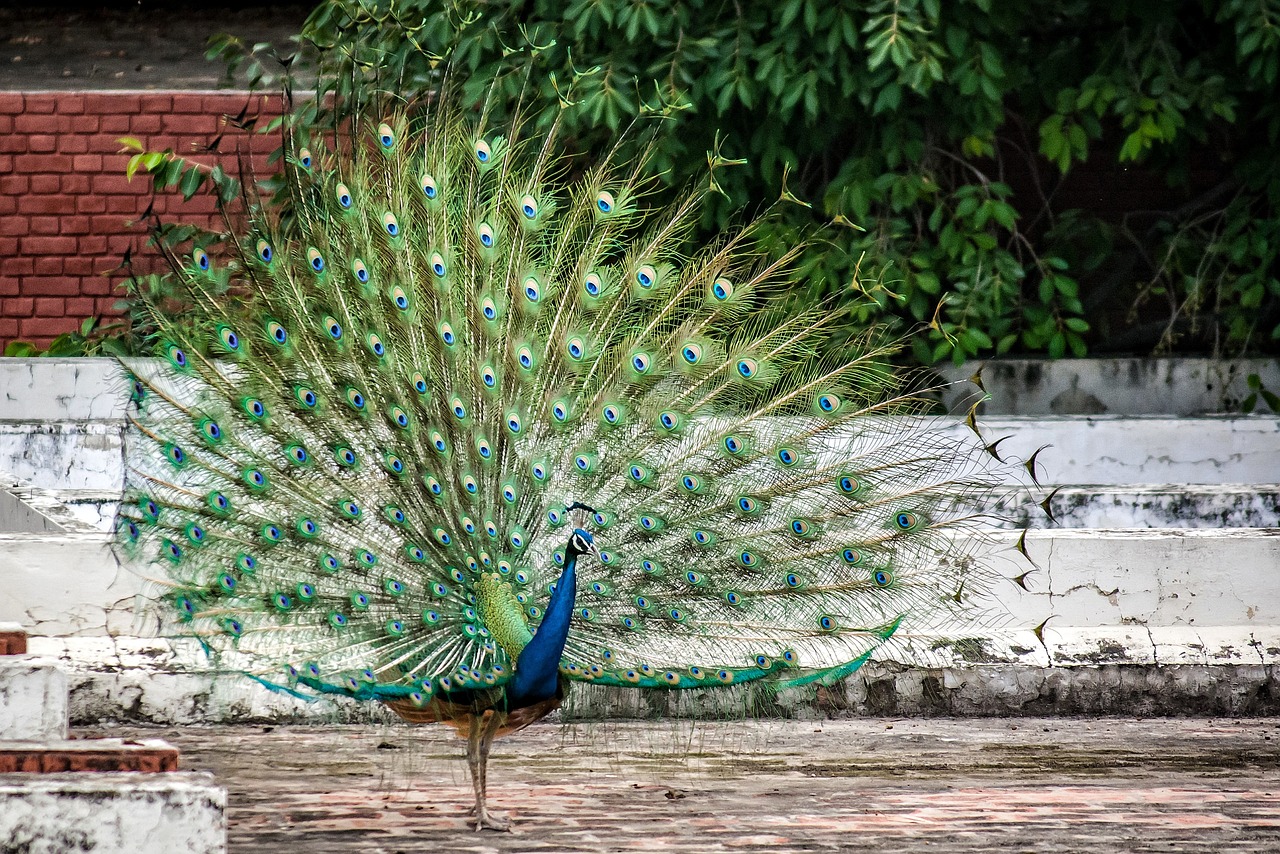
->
[0, 738, 178, 773]
[0, 772, 225, 854]
[0, 656, 67, 741]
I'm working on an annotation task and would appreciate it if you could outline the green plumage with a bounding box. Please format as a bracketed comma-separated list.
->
[116, 70, 1010, 716]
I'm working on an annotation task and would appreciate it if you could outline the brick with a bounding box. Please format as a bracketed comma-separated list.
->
[99, 115, 131, 135]
[30, 174, 61, 194]
[85, 93, 140, 114]
[19, 316, 77, 338]
[13, 153, 73, 172]
[0, 93, 23, 113]
[15, 113, 61, 134]
[58, 135, 89, 154]
[97, 296, 124, 315]
[62, 174, 91, 194]
[18, 196, 75, 215]
[32, 296, 66, 315]
[0, 175, 28, 194]
[106, 197, 139, 214]
[92, 174, 140, 195]
[64, 257, 98, 277]
[29, 217, 61, 236]
[27, 135, 56, 153]
[73, 153, 104, 172]
[76, 195, 108, 214]
[58, 93, 86, 115]
[1, 258, 34, 276]
[140, 93, 174, 113]
[131, 115, 163, 134]
[23, 94, 58, 114]
[30, 276, 81, 296]
[77, 235, 109, 254]
[0, 318, 17, 337]
[162, 114, 219, 136]
[0, 196, 15, 215]
[0, 218, 27, 237]
[0, 237, 20, 256]
[0, 134, 27, 153]
[68, 114, 100, 133]
[6, 297, 35, 317]
[65, 296, 96, 316]
[0, 116, 11, 134]
[33, 257, 64, 275]
[19, 236, 76, 255]
[60, 215, 91, 236]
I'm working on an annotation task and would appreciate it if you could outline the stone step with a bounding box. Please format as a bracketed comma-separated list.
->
[0, 738, 179, 773]
[0, 772, 225, 854]
[0, 656, 67, 741]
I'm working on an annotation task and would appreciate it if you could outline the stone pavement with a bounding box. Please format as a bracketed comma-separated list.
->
[85, 718, 1280, 853]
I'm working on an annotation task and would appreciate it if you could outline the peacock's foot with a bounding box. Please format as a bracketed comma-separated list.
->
[471, 809, 510, 832]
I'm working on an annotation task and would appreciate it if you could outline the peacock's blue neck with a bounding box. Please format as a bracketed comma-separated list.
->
[507, 551, 578, 708]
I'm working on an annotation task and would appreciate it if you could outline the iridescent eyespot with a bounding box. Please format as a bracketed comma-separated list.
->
[566, 337, 585, 360]
[207, 491, 230, 512]
[286, 444, 309, 464]
[895, 512, 917, 530]
[412, 372, 428, 395]
[724, 435, 743, 454]
[739, 551, 757, 568]
[481, 365, 496, 387]
[335, 183, 352, 209]
[421, 174, 438, 199]
[738, 497, 757, 513]
[842, 548, 862, 565]
[778, 448, 797, 466]
[602, 404, 620, 424]
[307, 247, 325, 272]
[506, 412, 522, 433]
[382, 212, 399, 236]
[524, 277, 541, 303]
[520, 194, 538, 219]
[477, 222, 494, 247]
[712, 277, 733, 300]
[658, 411, 680, 430]
[584, 272, 603, 296]
[785, 573, 802, 587]
[439, 322, 456, 346]
[475, 139, 492, 163]
[681, 343, 702, 364]
[377, 122, 394, 149]
[256, 239, 273, 262]
[737, 359, 758, 378]
[323, 316, 343, 341]
[551, 401, 568, 422]
[517, 345, 534, 370]
[267, 321, 288, 345]
[216, 326, 239, 351]
[839, 475, 859, 494]
[631, 353, 651, 373]
[817, 393, 842, 413]
[351, 259, 369, 284]
[791, 519, 810, 536]
[596, 191, 614, 213]
[193, 248, 210, 271]
[430, 252, 446, 278]
[874, 569, 893, 586]
[635, 265, 656, 288]
[298, 148, 312, 169]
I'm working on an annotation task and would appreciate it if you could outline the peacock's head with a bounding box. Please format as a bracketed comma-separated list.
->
[566, 527, 600, 560]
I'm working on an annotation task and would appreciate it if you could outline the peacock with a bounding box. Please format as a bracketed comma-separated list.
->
[114, 60, 1019, 830]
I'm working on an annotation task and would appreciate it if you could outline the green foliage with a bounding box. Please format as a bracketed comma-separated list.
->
[191, 0, 1277, 362]
[2, 317, 123, 357]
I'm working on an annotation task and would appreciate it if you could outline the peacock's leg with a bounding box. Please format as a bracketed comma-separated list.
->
[466, 710, 510, 831]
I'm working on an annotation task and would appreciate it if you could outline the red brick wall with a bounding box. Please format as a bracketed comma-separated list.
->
[0, 90, 277, 349]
